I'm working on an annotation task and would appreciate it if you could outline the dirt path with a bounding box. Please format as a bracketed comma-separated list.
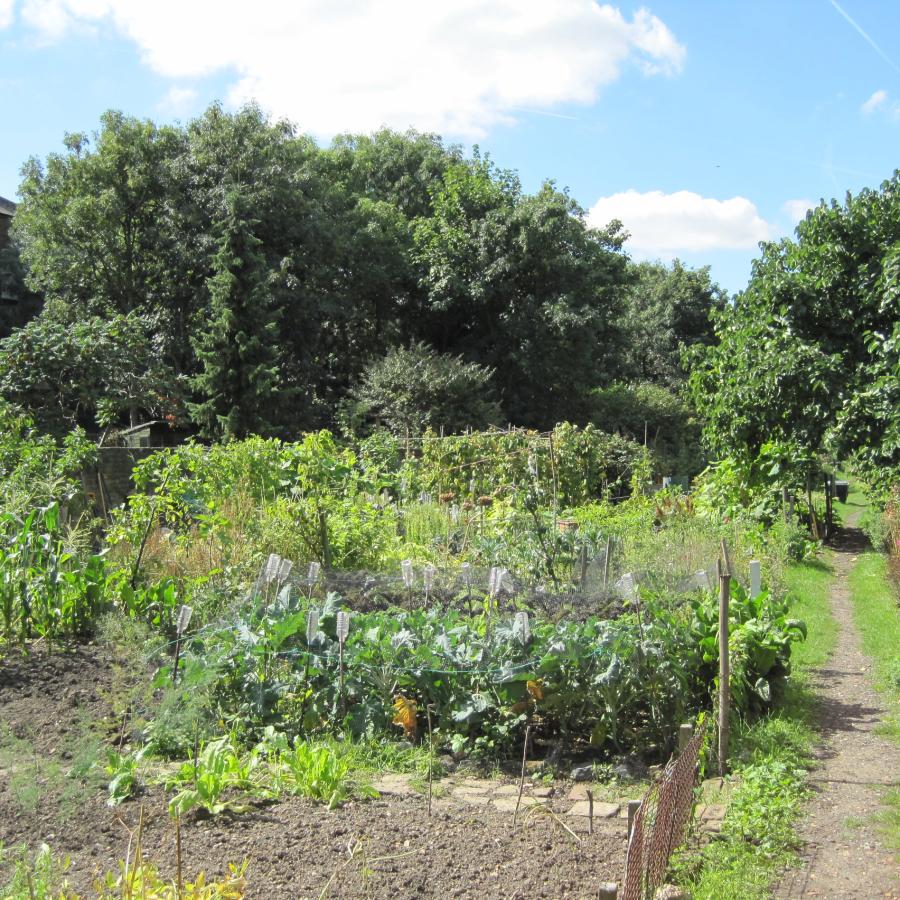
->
[776, 528, 900, 899]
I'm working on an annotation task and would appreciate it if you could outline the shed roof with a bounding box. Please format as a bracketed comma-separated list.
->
[0, 196, 17, 217]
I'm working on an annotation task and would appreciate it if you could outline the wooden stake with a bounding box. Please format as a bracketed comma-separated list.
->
[318, 509, 332, 570]
[587, 788, 594, 835]
[513, 724, 531, 826]
[717, 556, 730, 776]
[678, 723, 693, 753]
[627, 800, 640, 839]
[579, 543, 588, 592]
[602, 536, 612, 595]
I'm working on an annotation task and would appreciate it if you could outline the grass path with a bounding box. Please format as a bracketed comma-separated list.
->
[775, 527, 900, 898]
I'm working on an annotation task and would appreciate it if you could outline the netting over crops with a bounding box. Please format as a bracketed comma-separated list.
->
[241, 540, 737, 621]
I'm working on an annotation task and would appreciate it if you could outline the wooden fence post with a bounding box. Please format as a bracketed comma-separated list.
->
[717, 551, 731, 776]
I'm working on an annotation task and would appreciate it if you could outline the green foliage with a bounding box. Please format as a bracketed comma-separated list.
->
[105, 748, 144, 806]
[10, 106, 649, 435]
[343, 341, 500, 438]
[261, 730, 356, 808]
[591, 381, 705, 476]
[183, 570, 803, 760]
[413, 163, 630, 427]
[619, 259, 725, 386]
[167, 736, 265, 816]
[94, 860, 248, 900]
[689, 172, 900, 493]
[0, 401, 94, 515]
[417, 422, 649, 506]
[0, 503, 113, 644]
[0, 842, 75, 900]
[0, 311, 179, 434]
[189, 189, 290, 439]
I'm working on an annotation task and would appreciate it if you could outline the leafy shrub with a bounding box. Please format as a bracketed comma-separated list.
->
[342, 341, 500, 438]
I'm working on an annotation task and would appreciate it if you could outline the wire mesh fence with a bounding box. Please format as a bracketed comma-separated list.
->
[621, 726, 706, 900]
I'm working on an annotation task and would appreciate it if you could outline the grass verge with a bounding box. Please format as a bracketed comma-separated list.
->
[672, 553, 835, 899]
[847, 550, 900, 853]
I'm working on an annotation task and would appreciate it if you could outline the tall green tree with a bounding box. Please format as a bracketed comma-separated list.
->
[690, 171, 900, 493]
[620, 260, 726, 386]
[13, 111, 190, 367]
[189, 192, 288, 439]
[413, 161, 629, 428]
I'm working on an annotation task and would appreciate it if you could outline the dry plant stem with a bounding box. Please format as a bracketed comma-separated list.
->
[131, 472, 170, 588]
[513, 723, 531, 826]
[426, 705, 434, 817]
[523, 803, 581, 844]
[317, 840, 420, 900]
[175, 813, 183, 900]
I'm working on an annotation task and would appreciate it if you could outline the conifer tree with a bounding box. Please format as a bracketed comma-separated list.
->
[190, 191, 286, 438]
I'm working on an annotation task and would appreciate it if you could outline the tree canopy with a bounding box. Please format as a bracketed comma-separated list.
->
[689, 172, 900, 494]
[4, 104, 724, 442]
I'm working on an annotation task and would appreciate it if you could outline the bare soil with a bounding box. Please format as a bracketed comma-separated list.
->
[0, 643, 628, 898]
[776, 528, 900, 899]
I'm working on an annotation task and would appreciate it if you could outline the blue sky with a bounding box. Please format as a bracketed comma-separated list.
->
[1, 0, 898, 294]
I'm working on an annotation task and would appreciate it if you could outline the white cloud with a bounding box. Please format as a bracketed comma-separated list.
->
[860, 88, 900, 121]
[14, 0, 685, 137]
[861, 89, 888, 114]
[588, 189, 772, 255]
[157, 85, 198, 117]
[782, 198, 814, 224]
[0, 0, 14, 29]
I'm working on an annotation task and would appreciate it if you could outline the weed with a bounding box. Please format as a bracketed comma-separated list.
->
[0, 842, 75, 899]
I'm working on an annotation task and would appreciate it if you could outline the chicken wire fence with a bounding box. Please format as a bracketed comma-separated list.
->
[245, 543, 745, 623]
[621, 726, 706, 900]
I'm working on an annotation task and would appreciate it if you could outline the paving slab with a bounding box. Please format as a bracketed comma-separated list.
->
[697, 804, 726, 821]
[565, 800, 620, 818]
[373, 774, 417, 797]
[491, 795, 545, 813]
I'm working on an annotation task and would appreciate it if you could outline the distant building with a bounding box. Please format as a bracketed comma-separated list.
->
[0, 196, 18, 306]
[0, 195, 14, 251]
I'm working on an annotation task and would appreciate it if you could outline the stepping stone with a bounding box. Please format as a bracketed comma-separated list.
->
[566, 801, 620, 818]
[457, 779, 496, 790]
[493, 784, 519, 796]
[452, 789, 491, 805]
[567, 783, 602, 800]
[698, 804, 727, 821]
[532, 786, 553, 798]
[373, 775, 416, 797]
[491, 795, 545, 813]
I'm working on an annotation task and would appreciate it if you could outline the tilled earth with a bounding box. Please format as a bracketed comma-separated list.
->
[0, 642, 628, 898]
